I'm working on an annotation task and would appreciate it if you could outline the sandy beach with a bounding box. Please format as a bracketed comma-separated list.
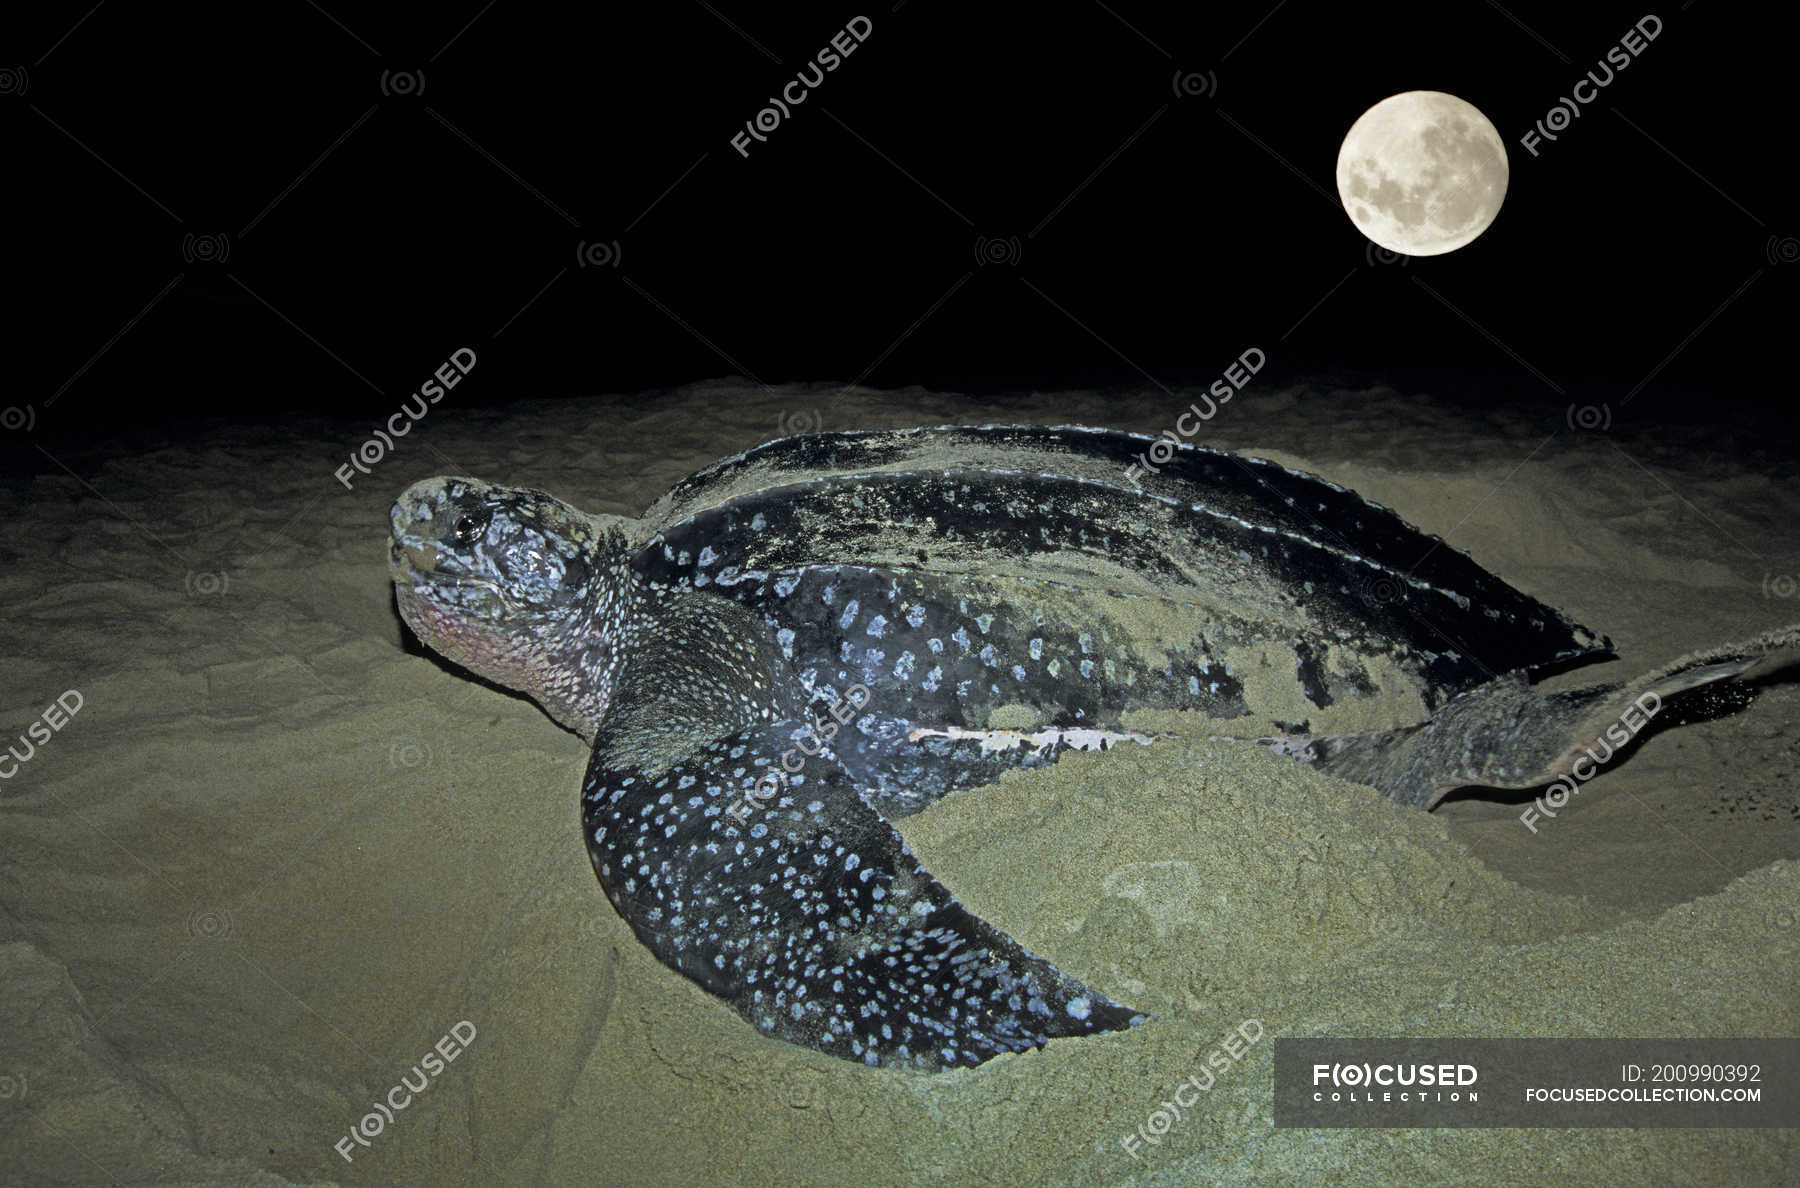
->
[2, 376, 1795, 1184]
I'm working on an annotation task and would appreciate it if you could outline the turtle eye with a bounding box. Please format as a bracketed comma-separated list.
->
[448, 512, 488, 548]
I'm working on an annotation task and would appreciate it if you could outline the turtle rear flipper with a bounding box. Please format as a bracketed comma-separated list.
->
[582, 718, 1144, 1069]
[1298, 622, 1800, 808]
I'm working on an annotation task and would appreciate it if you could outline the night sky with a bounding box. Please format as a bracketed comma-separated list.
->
[8, 2, 1792, 455]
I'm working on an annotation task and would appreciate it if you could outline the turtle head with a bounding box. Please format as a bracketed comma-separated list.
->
[389, 476, 633, 740]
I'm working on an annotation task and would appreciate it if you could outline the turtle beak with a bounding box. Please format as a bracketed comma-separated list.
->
[388, 536, 423, 581]
[390, 479, 443, 534]
[389, 480, 449, 582]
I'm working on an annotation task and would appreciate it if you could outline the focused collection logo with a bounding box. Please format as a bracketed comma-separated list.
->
[1310, 1060, 1480, 1104]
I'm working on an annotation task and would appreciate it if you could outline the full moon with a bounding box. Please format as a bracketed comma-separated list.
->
[1336, 91, 1508, 257]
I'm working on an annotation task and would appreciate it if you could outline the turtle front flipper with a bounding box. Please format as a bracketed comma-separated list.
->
[581, 718, 1146, 1069]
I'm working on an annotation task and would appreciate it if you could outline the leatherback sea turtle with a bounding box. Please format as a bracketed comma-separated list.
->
[387, 425, 1797, 1070]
